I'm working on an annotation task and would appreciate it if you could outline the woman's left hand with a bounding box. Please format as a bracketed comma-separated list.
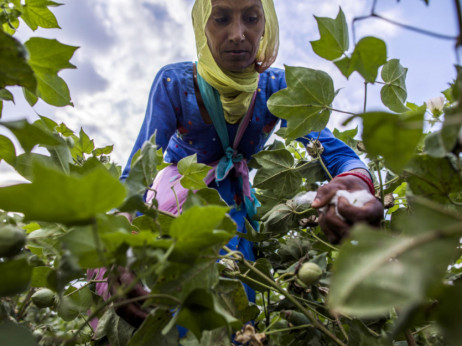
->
[311, 173, 383, 244]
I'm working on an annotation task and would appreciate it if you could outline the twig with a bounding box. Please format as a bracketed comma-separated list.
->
[334, 313, 349, 343]
[405, 329, 418, 346]
[310, 232, 339, 252]
[363, 82, 368, 113]
[224, 247, 346, 346]
[264, 324, 314, 335]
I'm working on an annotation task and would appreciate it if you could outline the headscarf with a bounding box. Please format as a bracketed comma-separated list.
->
[192, 0, 279, 124]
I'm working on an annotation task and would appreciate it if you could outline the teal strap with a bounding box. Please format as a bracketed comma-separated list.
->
[195, 64, 229, 151]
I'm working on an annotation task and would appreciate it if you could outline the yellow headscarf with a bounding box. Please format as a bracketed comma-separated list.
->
[192, 0, 279, 124]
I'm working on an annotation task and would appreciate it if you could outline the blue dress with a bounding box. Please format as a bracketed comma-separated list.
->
[121, 61, 367, 303]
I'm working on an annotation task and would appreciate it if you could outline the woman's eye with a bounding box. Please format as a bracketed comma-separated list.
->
[214, 17, 228, 24]
[245, 16, 259, 24]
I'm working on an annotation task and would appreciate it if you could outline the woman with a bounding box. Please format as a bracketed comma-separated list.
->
[112, 0, 382, 329]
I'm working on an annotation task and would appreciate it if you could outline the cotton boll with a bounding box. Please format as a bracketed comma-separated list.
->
[319, 190, 375, 221]
[293, 191, 318, 206]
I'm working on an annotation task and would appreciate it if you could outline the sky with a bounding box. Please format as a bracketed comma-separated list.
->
[0, 0, 459, 185]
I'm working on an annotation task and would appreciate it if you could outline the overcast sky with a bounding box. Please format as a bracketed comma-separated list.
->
[0, 0, 458, 185]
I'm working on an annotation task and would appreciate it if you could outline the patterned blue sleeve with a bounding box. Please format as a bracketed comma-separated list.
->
[121, 67, 178, 180]
[276, 73, 368, 177]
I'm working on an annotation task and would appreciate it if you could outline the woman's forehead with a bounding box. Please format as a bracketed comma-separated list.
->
[210, 0, 263, 9]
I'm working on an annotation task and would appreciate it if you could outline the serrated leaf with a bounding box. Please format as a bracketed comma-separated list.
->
[178, 154, 212, 190]
[0, 135, 16, 165]
[0, 30, 36, 91]
[24, 37, 78, 106]
[380, 59, 409, 113]
[0, 119, 63, 152]
[310, 7, 349, 61]
[328, 223, 460, 318]
[349, 37, 387, 83]
[361, 110, 424, 172]
[252, 148, 302, 196]
[21, 0, 61, 31]
[267, 66, 334, 141]
[0, 162, 126, 223]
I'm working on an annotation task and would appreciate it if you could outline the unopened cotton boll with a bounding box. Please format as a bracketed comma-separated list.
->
[320, 190, 375, 221]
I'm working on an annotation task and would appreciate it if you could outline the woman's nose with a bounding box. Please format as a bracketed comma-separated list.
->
[228, 20, 245, 44]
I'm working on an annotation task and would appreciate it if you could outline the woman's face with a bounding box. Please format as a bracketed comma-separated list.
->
[205, 0, 265, 72]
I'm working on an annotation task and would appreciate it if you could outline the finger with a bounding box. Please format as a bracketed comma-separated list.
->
[337, 197, 383, 223]
[115, 303, 148, 328]
[312, 182, 342, 208]
[318, 206, 350, 244]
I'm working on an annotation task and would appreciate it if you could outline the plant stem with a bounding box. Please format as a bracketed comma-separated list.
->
[171, 185, 180, 216]
[111, 293, 181, 310]
[224, 248, 346, 346]
[264, 323, 314, 335]
[17, 288, 35, 321]
[310, 231, 339, 252]
[405, 329, 418, 346]
[374, 161, 385, 207]
[334, 313, 349, 343]
[363, 82, 368, 113]
[326, 107, 358, 116]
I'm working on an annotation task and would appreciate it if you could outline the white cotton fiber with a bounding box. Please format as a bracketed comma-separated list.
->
[320, 190, 374, 221]
[293, 191, 318, 206]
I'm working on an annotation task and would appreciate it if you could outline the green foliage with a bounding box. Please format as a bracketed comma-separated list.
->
[310, 8, 349, 61]
[267, 66, 334, 141]
[1, 2, 461, 346]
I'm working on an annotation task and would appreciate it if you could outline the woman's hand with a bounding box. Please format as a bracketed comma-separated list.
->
[110, 266, 150, 328]
[311, 172, 383, 244]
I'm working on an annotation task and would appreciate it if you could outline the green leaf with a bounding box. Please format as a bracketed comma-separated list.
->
[71, 127, 94, 158]
[60, 226, 106, 268]
[58, 284, 92, 321]
[361, 110, 424, 172]
[328, 223, 460, 318]
[252, 149, 302, 197]
[267, 66, 334, 141]
[310, 7, 349, 61]
[128, 309, 177, 346]
[0, 88, 14, 102]
[170, 205, 233, 261]
[0, 30, 36, 91]
[21, 0, 61, 30]
[31, 266, 53, 288]
[237, 258, 274, 292]
[23, 87, 38, 106]
[435, 284, 462, 346]
[403, 154, 462, 204]
[0, 257, 32, 296]
[93, 144, 114, 156]
[125, 133, 165, 197]
[334, 56, 353, 79]
[0, 320, 36, 346]
[178, 154, 212, 190]
[24, 37, 78, 106]
[183, 187, 228, 211]
[0, 162, 126, 223]
[1, 119, 63, 153]
[0, 135, 16, 165]
[349, 37, 387, 83]
[380, 59, 409, 113]
[177, 289, 241, 340]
